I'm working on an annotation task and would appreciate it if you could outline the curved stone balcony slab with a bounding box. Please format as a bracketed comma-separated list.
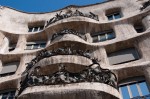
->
[32, 56, 92, 75]
[34, 55, 92, 73]
[18, 83, 121, 99]
[51, 34, 86, 43]
[35, 55, 92, 67]
[0, 75, 20, 91]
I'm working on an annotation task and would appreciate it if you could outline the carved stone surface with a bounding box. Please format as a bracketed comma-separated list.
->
[45, 10, 99, 27]
[18, 58, 117, 95]
[51, 29, 87, 41]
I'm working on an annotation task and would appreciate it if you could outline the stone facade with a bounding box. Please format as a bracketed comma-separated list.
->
[0, 0, 150, 99]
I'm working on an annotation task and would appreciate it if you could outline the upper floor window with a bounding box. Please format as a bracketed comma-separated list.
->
[107, 47, 140, 65]
[134, 23, 145, 33]
[106, 8, 122, 21]
[28, 26, 44, 32]
[0, 62, 19, 77]
[0, 89, 16, 99]
[91, 30, 115, 42]
[119, 76, 150, 99]
[9, 44, 16, 52]
[26, 42, 46, 50]
[106, 12, 122, 20]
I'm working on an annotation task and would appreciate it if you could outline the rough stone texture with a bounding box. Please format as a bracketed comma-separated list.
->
[0, 0, 149, 99]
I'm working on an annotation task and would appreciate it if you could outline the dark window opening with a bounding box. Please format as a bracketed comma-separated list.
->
[106, 12, 122, 20]
[134, 25, 145, 33]
[91, 30, 115, 43]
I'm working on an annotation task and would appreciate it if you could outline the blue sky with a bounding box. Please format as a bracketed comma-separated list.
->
[0, 0, 106, 13]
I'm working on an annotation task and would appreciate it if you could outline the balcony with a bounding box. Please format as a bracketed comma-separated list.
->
[45, 10, 99, 28]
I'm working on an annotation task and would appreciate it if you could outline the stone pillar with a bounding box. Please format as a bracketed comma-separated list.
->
[85, 33, 93, 43]
[0, 60, 3, 72]
[93, 47, 109, 68]
[0, 35, 9, 53]
[142, 15, 150, 30]
[14, 35, 27, 52]
[144, 66, 150, 89]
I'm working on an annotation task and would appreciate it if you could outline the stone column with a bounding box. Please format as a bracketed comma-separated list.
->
[85, 33, 93, 43]
[93, 47, 109, 68]
[144, 66, 150, 90]
[142, 15, 150, 30]
[14, 35, 27, 52]
[0, 35, 9, 53]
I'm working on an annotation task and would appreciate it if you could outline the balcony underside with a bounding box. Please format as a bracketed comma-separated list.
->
[18, 83, 121, 99]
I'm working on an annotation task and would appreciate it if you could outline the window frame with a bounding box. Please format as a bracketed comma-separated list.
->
[91, 30, 115, 43]
[106, 12, 122, 21]
[107, 47, 140, 65]
[25, 42, 46, 50]
[119, 77, 150, 99]
[0, 62, 19, 77]
[0, 89, 16, 99]
[28, 25, 44, 32]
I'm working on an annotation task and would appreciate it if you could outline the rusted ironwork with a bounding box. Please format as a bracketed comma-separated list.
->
[51, 29, 87, 41]
[140, 0, 150, 11]
[18, 56, 117, 95]
[45, 10, 99, 27]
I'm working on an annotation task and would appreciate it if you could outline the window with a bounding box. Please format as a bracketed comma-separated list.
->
[9, 44, 16, 52]
[106, 12, 122, 20]
[91, 30, 115, 42]
[119, 77, 150, 99]
[0, 90, 16, 99]
[0, 62, 19, 77]
[108, 48, 140, 65]
[134, 25, 145, 33]
[28, 26, 44, 32]
[26, 42, 46, 50]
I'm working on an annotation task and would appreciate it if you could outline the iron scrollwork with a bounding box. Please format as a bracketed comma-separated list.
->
[140, 0, 150, 11]
[45, 10, 99, 27]
[51, 29, 87, 41]
[18, 57, 117, 95]
[24, 48, 91, 74]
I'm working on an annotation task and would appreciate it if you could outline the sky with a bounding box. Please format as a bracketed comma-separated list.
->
[0, 0, 106, 13]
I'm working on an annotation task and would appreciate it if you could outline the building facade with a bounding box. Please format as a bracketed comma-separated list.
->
[0, 0, 150, 99]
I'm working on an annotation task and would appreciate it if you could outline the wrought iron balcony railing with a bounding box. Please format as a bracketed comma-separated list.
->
[51, 29, 87, 41]
[24, 48, 92, 73]
[140, 0, 150, 11]
[18, 58, 117, 95]
[45, 10, 99, 27]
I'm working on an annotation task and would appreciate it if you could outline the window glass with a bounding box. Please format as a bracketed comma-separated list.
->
[92, 36, 99, 42]
[8, 91, 15, 99]
[114, 13, 121, 19]
[130, 84, 140, 97]
[33, 44, 39, 49]
[33, 27, 39, 32]
[26, 45, 32, 50]
[107, 32, 115, 40]
[2, 92, 8, 99]
[107, 15, 113, 20]
[139, 82, 149, 96]
[120, 86, 130, 99]
[135, 26, 144, 33]
[40, 43, 46, 48]
[28, 28, 33, 32]
[91, 30, 115, 43]
[100, 34, 106, 41]
[39, 26, 44, 31]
